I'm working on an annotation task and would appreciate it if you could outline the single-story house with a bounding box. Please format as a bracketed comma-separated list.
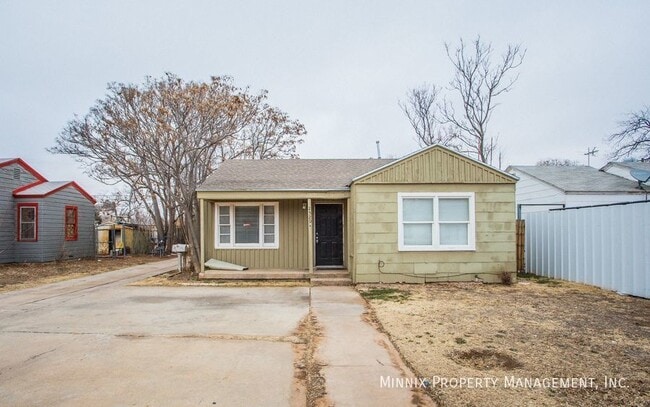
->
[196, 145, 517, 283]
[505, 165, 649, 218]
[0, 158, 96, 263]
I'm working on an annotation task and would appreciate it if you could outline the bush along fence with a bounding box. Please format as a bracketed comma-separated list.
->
[523, 201, 649, 299]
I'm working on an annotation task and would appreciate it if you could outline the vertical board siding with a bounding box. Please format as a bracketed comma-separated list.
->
[524, 202, 649, 298]
[352, 183, 516, 283]
[357, 147, 515, 184]
[204, 200, 310, 269]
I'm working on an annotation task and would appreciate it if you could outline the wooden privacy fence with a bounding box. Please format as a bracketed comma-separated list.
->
[516, 219, 525, 272]
[523, 201, 649, 298]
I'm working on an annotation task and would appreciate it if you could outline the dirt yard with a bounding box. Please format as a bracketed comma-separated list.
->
[359, 277, 649, 407]
[132, 269, 309, 288]
[0, 255, 171, 293]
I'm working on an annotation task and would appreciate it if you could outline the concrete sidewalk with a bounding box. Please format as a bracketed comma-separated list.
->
[311, 287, 434, 407]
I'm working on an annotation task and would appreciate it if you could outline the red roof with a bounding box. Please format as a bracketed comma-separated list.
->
[0, 158, 47, 182]
[2, 158, 96, 204]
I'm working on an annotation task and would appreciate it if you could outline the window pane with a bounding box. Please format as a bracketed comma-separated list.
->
[21, 224, 34, 240]
[439, 199, 469, 221]
[219, 206, 230, 216]
[264, 205, 274, 215]
[264, 225, 274, 234]
[21, 208, 35, 222]
[219, 225, 230, 235]
[403, 198, 433, 221]
[264, 234, 275, 244]
[219, 234, 230, 244]
[440, 224, 468, 245]
[235, 206, 259, 244]
[404, 224, 432, 246]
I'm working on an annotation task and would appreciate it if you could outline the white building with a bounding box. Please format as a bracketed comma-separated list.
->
[506, 165, 649, 218]
[600, 161, 650, 182]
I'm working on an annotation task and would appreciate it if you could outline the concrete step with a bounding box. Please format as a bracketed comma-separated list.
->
[311, 277, 353, 286]
[200, 270, 309, 280]
[311, 270, 350, 278]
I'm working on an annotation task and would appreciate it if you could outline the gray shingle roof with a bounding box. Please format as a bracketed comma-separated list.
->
[509, 165, 645, 193]
[198, 159, 395, 191]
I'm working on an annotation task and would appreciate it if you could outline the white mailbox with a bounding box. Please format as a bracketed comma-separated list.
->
[172, 244, 188, 253]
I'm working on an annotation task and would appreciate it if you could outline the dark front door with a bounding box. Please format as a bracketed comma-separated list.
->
[315, 204, 344, 267]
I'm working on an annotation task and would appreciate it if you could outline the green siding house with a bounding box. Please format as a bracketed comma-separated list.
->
[196, 145, 517, 283]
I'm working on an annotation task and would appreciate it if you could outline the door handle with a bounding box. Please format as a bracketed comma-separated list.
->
[315, 232, 319, 244]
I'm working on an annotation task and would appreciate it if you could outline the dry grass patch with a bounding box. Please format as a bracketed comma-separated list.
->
[133, 269, 310, 288]
[359, 279, 650, 407]
[0, 255, 170, 293]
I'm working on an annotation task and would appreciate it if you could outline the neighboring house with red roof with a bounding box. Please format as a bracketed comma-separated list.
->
[0, 158, 96, 263]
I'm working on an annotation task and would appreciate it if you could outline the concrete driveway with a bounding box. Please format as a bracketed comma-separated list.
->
[0, 260, 310, 406]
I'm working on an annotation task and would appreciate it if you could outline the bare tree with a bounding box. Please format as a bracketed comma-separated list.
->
[442, 37, 525, 163]
[96, 189, 152, 225]
[536, 158, 580, 166]
[50, 74, 306, 271]
[608, 106, 650, 160]
[398, 85, 457, 148]
[401, 37, 525, 164]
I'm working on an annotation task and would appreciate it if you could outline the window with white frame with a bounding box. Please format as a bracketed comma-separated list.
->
[215, 203, 279, 248]
[398, 193, 475, 251]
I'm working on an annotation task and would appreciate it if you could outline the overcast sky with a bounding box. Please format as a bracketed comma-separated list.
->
[1, 1, 648, 195]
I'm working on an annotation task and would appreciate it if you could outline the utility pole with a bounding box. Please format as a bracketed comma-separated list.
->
[584, 147, 599, 167]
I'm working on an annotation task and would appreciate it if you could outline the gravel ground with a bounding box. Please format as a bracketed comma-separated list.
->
[359, 278, 649, 407]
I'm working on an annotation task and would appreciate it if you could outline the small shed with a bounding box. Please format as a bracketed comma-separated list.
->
[96, 223, 153, 255]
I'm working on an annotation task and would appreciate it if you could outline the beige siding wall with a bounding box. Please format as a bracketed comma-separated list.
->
[203, 199, 310, 270]
[352, 183, 516, 283]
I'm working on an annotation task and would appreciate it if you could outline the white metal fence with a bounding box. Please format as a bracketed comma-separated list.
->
[524, 201, 649, 299]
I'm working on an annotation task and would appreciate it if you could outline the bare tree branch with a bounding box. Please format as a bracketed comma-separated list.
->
[398, 85, 458, 149]
[536, 158, 580, 166]
[49, 73, 306, 271]
[608, 106, 650, 160]
[441, 37, 525, 164]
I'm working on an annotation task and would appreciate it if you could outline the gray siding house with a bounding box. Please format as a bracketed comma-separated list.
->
[0, 158, 96, 263]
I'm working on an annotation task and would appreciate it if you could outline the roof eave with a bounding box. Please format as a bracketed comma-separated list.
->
[13, 181, 97, 204]
[197, 187, 351, 193]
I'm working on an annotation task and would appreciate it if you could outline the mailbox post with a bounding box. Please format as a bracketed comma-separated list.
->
[171, 244, 189, 272]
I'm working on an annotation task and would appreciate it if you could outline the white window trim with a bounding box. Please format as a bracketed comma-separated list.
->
[215, 202, 279, 249]
[397, 192, 475, 251]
